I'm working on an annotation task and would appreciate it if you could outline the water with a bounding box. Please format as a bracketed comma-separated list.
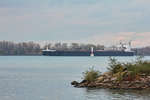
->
[0, 56, 150, 100]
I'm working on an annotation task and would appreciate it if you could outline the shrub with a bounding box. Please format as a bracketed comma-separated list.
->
[135, 56, 144, 64]
[107, 57, 124, 74]
[125, 56, 150, 75]
[82, 67, 101, 82]
[108, 56, 150, 80]
[137, 61, 150, 75]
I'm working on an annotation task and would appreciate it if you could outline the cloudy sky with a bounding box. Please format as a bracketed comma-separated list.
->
[0, 0, 150, 47]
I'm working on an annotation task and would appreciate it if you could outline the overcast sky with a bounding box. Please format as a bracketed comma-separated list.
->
[0, 0, 150, 47]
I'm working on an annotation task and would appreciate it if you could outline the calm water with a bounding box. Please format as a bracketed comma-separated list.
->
[0, 56, 150, 100]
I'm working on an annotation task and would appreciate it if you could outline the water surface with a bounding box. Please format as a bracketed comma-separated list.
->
[0, 56, 150, 100]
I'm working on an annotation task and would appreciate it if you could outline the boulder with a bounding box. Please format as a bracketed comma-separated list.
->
[71, 81, 79, 86]
[80, 80, 87, 84]
[87, 82, 96, 87]
[96, 76, 104, 82]
[103, 72, 112, 78]
[111, 77, 117, 81]
[147, 76, 150, 79]
[103, 79, 110, 83]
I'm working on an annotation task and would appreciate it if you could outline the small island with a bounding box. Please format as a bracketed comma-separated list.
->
[71, 57, 150, 90]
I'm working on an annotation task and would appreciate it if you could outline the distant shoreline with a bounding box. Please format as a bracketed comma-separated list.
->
[0, 54, 42, 56]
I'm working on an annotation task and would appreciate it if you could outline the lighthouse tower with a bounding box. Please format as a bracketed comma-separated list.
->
[90, 47, 94, 57]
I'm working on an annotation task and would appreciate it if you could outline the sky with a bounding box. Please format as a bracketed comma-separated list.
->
[0, 0, 150, 47]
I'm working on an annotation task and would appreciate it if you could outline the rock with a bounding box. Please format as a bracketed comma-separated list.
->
[79, 83, 86, 87]
[71, 81, 79, 86]
[95, 83, 104, 86]
[104, 83, 112, 87]
[123, 81, 130, 84]
[140, 74, 146, 77]
[147, 76, 150, 79]
[111, 77, 117, 81]
[103, 79, 110, 83]
[80, 80, 87, 84]
[103, 72, 112, 78]
[87, 82, 96, 87]
[140, 78, 147, 83]
[72, 70, 150, 90]
[134, 80, 141, 84]
[96, 76, 104, 82]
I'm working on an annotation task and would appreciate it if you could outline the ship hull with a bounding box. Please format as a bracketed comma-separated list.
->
[42, 51, 134, 56]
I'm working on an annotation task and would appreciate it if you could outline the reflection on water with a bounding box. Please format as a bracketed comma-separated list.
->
[85, 88, 150, 100]
[0, 56, 150, 100]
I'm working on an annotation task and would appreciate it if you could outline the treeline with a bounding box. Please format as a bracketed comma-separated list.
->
[0, 41, 41, 55]
[0, 41, 104, 55]
[135, 47, 150, 56]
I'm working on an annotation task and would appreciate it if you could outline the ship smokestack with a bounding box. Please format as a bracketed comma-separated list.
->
[90, 47, 94, 56]
[46, 46, 49, 51]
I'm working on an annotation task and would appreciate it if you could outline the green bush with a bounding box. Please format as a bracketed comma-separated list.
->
[108, 56, 150, 80]
[125, 56, 150, 75]
[107, 57, 124, 74]
[136, 61, 150, 75]
[83, 67, 101, 82]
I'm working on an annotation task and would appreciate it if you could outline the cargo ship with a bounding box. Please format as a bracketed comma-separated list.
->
[42, 42, 135, 56]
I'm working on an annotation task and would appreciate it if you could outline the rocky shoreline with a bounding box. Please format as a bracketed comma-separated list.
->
[71, 72, 150, 90]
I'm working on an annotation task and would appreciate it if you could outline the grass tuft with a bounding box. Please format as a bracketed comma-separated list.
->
[82, 67, 101, 82]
